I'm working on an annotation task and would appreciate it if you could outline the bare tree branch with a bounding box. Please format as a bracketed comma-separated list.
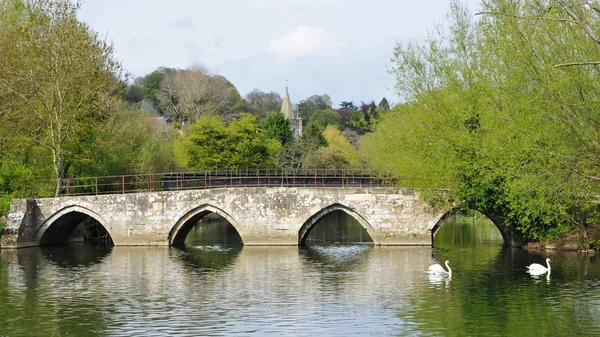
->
[475, 10, 578, 24]
[157, 67, 243, 125]
[554, 60, 600, 67]
[556, 0, 600, 45]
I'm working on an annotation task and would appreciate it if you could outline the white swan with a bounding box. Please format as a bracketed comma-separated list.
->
[429, 260, 451, 276]
[527, 258, 551, 275]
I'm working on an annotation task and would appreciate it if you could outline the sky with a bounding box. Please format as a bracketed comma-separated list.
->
[78, 0, 480, 107]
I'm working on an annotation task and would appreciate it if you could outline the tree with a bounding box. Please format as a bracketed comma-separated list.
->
[297, 94, 332, 123]
[335, 101, 360, 130]
[82, 103, 177, 176]
[156, 65, 244, 125]
[479, 0, 600, 68]
[125, 84, 144, 103]
[245, 89, 282, 118]
[276, 122, 328, 169]
[310, 109, 343, 130]
[378, 97, 390, 111]
[303, 122, 328, 148]
[0, 0, 125, 196]
[261, 112, 293, 147]
[363, 0, 600, 241]
[174, 114, 279, 170]
[346, 101, 380, 133]
[131, 67, 176, 112]
[304, 126, 361, 169]
[339, 101, 357, 110]
[360, 101, 379, 125]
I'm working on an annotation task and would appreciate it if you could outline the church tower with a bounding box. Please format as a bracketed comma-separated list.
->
[281, 83, 303, 138]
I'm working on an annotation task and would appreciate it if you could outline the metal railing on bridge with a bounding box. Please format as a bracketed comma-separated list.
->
[34, 168, 409, 197]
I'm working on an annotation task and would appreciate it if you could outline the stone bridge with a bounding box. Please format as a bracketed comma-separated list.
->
[0, 187, 519, 248]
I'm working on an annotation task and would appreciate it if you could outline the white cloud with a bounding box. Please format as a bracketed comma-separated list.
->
[169, 16, 196, 31]
[79, 0, 481, 104]
[268, 25, 337, 59]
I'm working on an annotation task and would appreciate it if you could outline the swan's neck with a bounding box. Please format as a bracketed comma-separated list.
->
[445, 261, 452, 275]
[546, 260, 551, 271]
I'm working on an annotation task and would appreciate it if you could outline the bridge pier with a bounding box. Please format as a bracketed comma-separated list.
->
[1, 187, 452, 249]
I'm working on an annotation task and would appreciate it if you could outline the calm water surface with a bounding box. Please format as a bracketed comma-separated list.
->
[1, 245, 600, 336]
[1, 215, 600, 336]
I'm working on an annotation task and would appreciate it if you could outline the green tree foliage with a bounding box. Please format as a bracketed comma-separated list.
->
[311, 109, 343, 130]
[133, 67, 176, 106]
[297, 94, 332, 123]
[303, 122, 328, 148]
[304, 126, 361, 169]
[346, 101, 382, 133]
[277, 122, 328, 169]
[174, 114, 279, 170]
[81, 103, 177, 176]
[335, 100, 384, 134]
[378, 97, 390, 111]
[361, 0, 600, 241]
[0, 142, 54, 214]
[339, 101, 358, 110]
[125, 84, 144, 103]
[297, 95, 347, 130]
[0, 0, 125, 196]
[261, 112, 293, 147]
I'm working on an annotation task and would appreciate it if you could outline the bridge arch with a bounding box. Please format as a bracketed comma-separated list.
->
[430, 207, 509, 246]
[169, 204, 244, 246]
[298, 203, 377, 245]
[36, 205, 114, 246]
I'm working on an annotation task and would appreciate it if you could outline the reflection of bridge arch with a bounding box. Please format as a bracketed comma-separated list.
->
[169, 204, 243, 246]
[298, 203, 376, 245]
[36, 205, 114, 246]
[430, 207, 509, 246]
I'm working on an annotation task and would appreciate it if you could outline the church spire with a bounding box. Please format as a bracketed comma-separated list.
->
[280, 81, 302, 138]
[281, 81, 295, 120]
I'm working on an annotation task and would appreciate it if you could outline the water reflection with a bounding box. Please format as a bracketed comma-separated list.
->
[182, 214, 242, 247]
[304, 210, 373, 245]
[0, 243, 600, 335]
[299, 244, 372, 271]
[40, 242, 113, 268]
[171, 244, 242, 271]
[8, 201, 600, 335]
[434, 211, 503, 248]
[529, 271, 551, 284]
[427, 272, 452, 288]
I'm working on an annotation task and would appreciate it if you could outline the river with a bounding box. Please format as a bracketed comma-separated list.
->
[0, 213, 599, 336]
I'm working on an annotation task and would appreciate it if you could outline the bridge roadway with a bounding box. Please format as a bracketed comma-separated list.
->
[1, 170, 521, 248]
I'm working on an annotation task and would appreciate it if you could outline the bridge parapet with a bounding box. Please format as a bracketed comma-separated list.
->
[25, 168, 409, 198]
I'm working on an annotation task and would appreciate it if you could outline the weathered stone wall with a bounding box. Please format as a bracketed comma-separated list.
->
[0, 187, 452, 248]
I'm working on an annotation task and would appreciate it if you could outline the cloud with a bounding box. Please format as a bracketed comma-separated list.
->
[169, 16, 196, 31]
[268, 25, 337, 59]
